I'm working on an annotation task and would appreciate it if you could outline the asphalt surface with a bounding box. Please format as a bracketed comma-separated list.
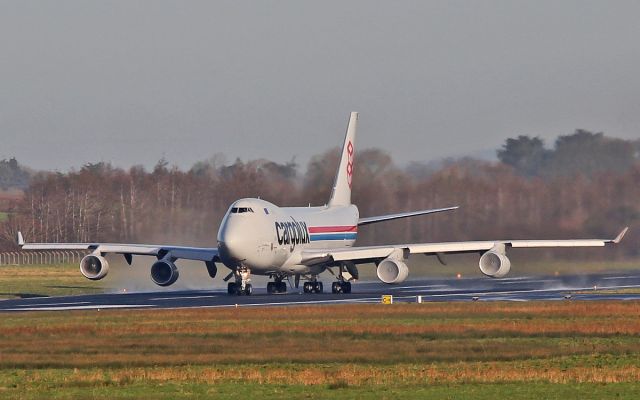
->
[2, 271, 640, 312]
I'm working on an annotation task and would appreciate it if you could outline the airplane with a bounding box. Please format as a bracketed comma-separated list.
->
[17, 112, 628, 295]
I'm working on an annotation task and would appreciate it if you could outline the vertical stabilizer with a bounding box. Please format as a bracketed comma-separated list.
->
[328, 112, 358, 207]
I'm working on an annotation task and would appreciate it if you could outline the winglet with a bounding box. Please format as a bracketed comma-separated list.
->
[17, 231, 24, 246]
[612, 227, 629, 244]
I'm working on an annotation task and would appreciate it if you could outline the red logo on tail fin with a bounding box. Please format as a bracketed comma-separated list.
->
[346, 141, 354, 188]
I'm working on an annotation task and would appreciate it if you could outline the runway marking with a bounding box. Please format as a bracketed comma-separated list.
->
[149, 295, 220, 301]
[602, 275, 640, 280]
[418, 284, 640, 298]
[390, 284, 449, 290]
[161, 296, 419, 310]
[496, 279, 556, 284]
[5, 304, 154, 311]
[14, 301, 90, 307]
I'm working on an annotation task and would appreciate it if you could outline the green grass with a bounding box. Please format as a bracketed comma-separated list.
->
[0, 263, 106, 299]
[0, 212, 8, 222]
[2, 380, 639, 400]
[1, 303, 640, 399]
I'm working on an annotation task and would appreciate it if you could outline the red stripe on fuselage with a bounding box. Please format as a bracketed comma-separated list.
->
[308, 226, 357, 233]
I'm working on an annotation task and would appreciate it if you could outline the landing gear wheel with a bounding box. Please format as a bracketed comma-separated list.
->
[314, 282, 323, 294]
[227, 282, 237, 295]
[267, 282, 276, 294]
[244, 284, 252, 296]
[332, 281, 351, 294]
[277, 281, 287, 293]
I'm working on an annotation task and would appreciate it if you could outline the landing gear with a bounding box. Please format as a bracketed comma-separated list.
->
[331, 262, 354, 294]
[303, 281, 323, 294]
[331, 281, 351, 294]
[267, 281, 287, 294]
[229, 267, 252, 295]
[227, 282, 253, 295]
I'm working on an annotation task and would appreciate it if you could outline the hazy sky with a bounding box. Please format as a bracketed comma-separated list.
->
[1, 1, 639, 171]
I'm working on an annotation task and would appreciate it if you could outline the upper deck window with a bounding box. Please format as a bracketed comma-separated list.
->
[231, 207, 254, 214]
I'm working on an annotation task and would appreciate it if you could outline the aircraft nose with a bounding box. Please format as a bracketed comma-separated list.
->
[218, 221, 246, 261]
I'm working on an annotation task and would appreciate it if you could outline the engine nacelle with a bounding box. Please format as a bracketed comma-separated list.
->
[80, 254, 109, 280]
[376, 258, 409, 284]
[150, 260, 180, 287]
[479, 251, 511, 278]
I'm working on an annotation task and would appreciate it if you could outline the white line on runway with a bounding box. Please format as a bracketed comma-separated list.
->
[149, 295, 220, 301]
[14, 301, 90, 307]
[390, 284, 449, 290]
[602, 276, 640, 280]
[413, 284, 640, 298]
[6, 304, 155, 311]
[160, 296, 420, 310]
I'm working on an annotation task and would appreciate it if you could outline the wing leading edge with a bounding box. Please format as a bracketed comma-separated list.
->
[17, 232, 219, 263]
[301, 227, 629, 265]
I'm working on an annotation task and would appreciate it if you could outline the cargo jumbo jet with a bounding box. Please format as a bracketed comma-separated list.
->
[18, 112, 628, 295]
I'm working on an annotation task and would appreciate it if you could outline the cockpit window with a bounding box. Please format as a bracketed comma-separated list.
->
[231, 207, 254, 214]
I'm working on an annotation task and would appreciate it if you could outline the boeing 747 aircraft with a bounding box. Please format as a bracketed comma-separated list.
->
[18, 113, 628, 295]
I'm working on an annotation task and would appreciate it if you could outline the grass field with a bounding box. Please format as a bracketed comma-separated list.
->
[0, 264, 105, 299]
[1, 302, 640, 399]
[0, 211, 8, 222]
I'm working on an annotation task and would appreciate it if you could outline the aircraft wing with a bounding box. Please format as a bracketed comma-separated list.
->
[301, 227, 628, 265]
[17, 232, 219, 263]
[358, 206, 458, 226]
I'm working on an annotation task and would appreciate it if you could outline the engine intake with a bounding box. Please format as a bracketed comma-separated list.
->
[479, 251, 511, 278]
[80, 255, 109, 280]
[376, 258, 409, 284]
[151, 260, 179, 286]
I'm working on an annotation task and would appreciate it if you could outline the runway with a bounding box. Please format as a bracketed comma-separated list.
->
[2, 271, 640, 312]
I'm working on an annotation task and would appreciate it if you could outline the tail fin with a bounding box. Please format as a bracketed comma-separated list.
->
[328, 112, 358, 207]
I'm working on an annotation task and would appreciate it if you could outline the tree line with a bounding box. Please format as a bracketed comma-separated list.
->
[1, 130, 638, 259]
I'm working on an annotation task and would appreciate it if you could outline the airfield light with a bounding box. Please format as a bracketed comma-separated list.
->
[456, 273, 462, 279]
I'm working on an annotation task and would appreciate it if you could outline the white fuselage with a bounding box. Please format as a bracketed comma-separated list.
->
[217, 198, 358, 275]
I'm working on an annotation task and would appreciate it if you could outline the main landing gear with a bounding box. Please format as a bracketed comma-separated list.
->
[267, 280, 287, 294]
[331, 281, 351, 294]
[303, 280, 323, 294]
[228, 267, 252, 295]
[331, 263, 354, 294]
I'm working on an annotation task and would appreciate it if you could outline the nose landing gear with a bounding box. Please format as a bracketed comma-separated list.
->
[228, 267, 252, 295]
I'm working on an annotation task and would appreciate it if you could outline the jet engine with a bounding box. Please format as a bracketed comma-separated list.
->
[479, 251, 511, 278]
[376, 257, 409, 284]
[80, 254, 109, 280]
[150, 259, 180, 286]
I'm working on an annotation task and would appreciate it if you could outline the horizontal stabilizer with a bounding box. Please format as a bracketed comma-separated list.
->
[358, 206, 458, 226]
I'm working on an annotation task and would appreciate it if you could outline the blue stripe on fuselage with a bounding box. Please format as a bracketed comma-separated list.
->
[309, 233, 357, 241]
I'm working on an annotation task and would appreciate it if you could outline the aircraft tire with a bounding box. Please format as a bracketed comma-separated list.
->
[267, 282, 276, 294]
[227, 282, 237, 295]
